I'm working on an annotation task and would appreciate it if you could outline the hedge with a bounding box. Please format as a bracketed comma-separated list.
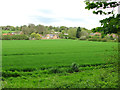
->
[2, 35, 29, 40]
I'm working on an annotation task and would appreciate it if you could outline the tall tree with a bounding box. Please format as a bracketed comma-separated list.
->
[68, 28, 77, 38]
[36, 24, 45, 34]
[85, 0, 120, 34]
[76, 27, 81, 38]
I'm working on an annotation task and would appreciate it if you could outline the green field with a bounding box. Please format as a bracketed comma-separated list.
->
[2, 40, 118, 88]
[2, 30, 15, 34]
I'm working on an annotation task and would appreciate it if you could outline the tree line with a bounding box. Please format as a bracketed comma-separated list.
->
[1, 24, 90, 39]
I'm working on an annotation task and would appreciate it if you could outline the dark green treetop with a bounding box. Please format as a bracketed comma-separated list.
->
[76, 27, 81, 38]
[85, 0, 120, 34]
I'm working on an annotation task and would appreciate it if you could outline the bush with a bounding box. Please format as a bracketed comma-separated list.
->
[11, 35, 29, 40]
[2, 35, 29, 40]
[69, 37, 76, 40]
[79, 36, 87, 40]
[118, 38, 120, 42]
[31, 33, 41, 40]
[49, 68, 62, 74]
[92, 36, 100, 39]
[2, 35, 12, 40]
[89, 36, 92, 38]
[105, 35, 110, 40]
[2, 71, 20, 77]
[67, 68, 74, 73]
[12, 35, 19, 40]
[88, 38, 98, 41]
[35, 33, 41, 40]
[88, 37, 108, 42]
[101, 38, 107, 42]
[67, 63, 79, 73]
[112, 38, 118, 42]
[101, 34, 105, 38]
[97, 38, 102, 42]
[71, 63, 79, 72]
[110, 35, 114, 40]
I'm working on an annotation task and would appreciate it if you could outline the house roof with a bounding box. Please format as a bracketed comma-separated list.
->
[2, 33, 14, 36]
[2, 33, 8, 35]
[95, 32, 101, 34]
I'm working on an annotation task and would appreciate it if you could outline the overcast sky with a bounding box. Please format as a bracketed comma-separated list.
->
[0, 0, 118, 29]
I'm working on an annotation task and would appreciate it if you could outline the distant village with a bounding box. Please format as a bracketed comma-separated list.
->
[2, 31, 62, 39]
[1, 25, 118, 42]
[2, 31, 118, 40]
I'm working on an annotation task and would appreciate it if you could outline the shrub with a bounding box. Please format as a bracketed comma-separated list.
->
[94, 34, 100, 36]
[67, 68, 74, 73]
[2, 35, 29, 40]
[2, 71, 20, 77]
[12, 35, 19, 40]
[105, 35, 110, 40]
[22, 68, 36, 72]
[101, 34, 105, 38]
[67, 62, 79, 73]
[31, 33, 36, 38]
[31, 33, 41, 40]
[79, 36, 87, 40]
[71, 63, 79, 72]
[101, 38, 107, 42]
[92, 36, 100, 39]
[112, 38, 118, 42]
[2, 35, 12, 40]
[49, 67, 62, 74]
[35, 33, 41, 40]
[118, 38, 120, 42]
[110, 35, 114, 40]
[70, 37, 76, 40]
[89, 36, 92, 38]
[11, 35, 29, 40]
[88, 38, 98, 41]
[88, 37, 107, 42]
[97, 38, 102, 42]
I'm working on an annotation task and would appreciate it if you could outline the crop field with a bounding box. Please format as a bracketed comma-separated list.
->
[1, 40, 118, 88]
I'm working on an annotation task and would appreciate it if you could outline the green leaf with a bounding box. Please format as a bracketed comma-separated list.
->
[116, 25, 119, 29]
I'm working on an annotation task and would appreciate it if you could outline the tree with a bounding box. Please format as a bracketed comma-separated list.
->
[54, 27, 60, 32]
[31, 33, 41, 40]
[91, 27, 103, 33]
[16, 26, 21, 31]
[59, 30, 65, 39]
[28, 24, 35, 34]
[68, 28, 77, 39]
[31, 32, 36, 38]
[22, 26, 30, 35]
[36, 24, 45, 34]
[49, 26, 53, 30]
[80, 30, 89, 38]
[60, 26, 67, 32]
[76, 27, 81, 38]
[85, 0, 120, 34]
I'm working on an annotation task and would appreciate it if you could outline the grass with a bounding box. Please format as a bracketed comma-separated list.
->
[2, 39, 118, 88]
[2, 30, 15, 34]
[2, 67, 118, 88]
